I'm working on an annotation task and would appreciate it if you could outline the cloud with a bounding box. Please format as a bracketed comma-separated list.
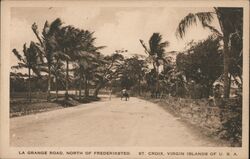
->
[10, 18, 38, 68]
[10, 6, 219, 66]
[94, 7, 215, 57]
[11, 17, 37, 48]
[59, 7, 101, 29]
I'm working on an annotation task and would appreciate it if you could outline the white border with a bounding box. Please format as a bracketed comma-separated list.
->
[1, 0, 249, 158]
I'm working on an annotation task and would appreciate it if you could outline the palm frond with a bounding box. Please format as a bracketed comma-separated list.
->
[33, 42, 45, 63]
[202, 23, 222, 37]
[32, 67, 42, 77]
[176, 13, 197, 38]
[196, 12, 213, 25]
[139, 39, 150, 55]
[42, 20, 50, 37]
[10, 72, 29, 78]
[176, 12, 214, 38]
[149, 33, 162, 55]
[23, 43, 28, 57]
[12, 49, 23, 62]
[95, 46, 106, 50]
[54, 51, 71, 61]
[11, 63, 28, 69]
[31, 23, 39, 35]
[48, 18, 62, 36]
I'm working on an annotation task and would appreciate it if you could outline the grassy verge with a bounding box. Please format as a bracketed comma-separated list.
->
[10, 93, 100, 118]
[139, 96, 232, 147]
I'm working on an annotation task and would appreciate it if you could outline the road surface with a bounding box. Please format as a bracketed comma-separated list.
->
[10, 97, 226, 147]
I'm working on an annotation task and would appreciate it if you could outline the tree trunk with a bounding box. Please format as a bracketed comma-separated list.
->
[28, 68, 31, 102]
[94, 83, 103, 97]
[156, 65, 160, 98]
[228, 74, 232, 97]
[204, 85, 210, 98]
[65, 60, 69, 100]
[47, 65, 51, 102]
[79, 76, 82, 100]
[138, 77, 141, 96]
[55, 76, 58, 101]
[223, 36, 230, 99]
[84, 75, 89, 97]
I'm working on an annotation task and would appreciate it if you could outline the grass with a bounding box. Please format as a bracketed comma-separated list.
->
[10, 92, 100, 118]
[139, 95, 240, 147]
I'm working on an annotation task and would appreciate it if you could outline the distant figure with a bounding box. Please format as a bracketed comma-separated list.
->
[108, 88, 112, 100]
[121, 88, 129, 101]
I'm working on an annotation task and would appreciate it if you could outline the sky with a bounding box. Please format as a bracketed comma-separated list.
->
[10, 7, 220, 67]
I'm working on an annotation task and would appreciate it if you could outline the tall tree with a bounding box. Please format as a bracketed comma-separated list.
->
[58, 26, 104, 99]
[73, 52, 100, 99]
[51, 55, 65, 101]
[93, 53, 124, 97]
[52, 25, 76, 100]
[176, 7, 243, 98]
[12, 42, 41, 102]
[120, 56, 148, 95]
[140, 33, 169, 97]
[176, 36, 223, 98]
[31, 18, 63, 101]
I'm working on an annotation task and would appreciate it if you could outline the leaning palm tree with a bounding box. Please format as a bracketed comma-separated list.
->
[176, 7, 243, 98]
[73, 57, 94, 100]
[78, 32, 105, 97]
[12, 42, 40, 102]
[51, 55, 66, 101]
[56, 26, 80, 99]
[139, 33, 169, 97]
[31, 18, 63, 101]
[58, 26, 104, 99]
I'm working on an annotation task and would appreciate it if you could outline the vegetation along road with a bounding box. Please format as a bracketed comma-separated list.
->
[10, 96, 226, 147]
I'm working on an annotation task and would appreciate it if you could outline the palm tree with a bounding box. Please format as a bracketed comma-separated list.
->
[176, 7, 243, 98]
[73, 60, 85, 100]
[57, 26, 104, 99]
[12, 42, 40, 102]
[122, 56, 148, 96]
[75, 30, 104, 98]
[56, 26, 77, 99]
[140, 33, 169, 97]
[51, 56, 65, 101]
[93, 53, 124, 97]
[31, 18, 63, 101]
[73, 56, 96, 100]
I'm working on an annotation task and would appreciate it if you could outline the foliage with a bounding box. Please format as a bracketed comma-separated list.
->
[176, 7, 243, 98]
[12, 42, 41, 75]
[140, 33, 169, 97]
[11, 42, 43, 101]
[176, 36, 223, 98]
[32, 18, 63, 101]
[218, 96, 242, 146]
[119, 56, 148, 94]
[92, 52, 125, 97]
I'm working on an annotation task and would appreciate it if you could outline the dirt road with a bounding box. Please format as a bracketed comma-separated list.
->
[10, 97, 225, 147]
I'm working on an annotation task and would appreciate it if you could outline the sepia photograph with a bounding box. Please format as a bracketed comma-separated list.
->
[0, 0, 249, 158]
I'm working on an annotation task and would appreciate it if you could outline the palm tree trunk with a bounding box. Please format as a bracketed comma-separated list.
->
[28, 68, 31, 102]
[156, 65, 160, 98]
[223, 36, 230, 99]
[138, 77, 141, 96]
[215, 10, 230, 99]
[84, 75, 89, 97]
[47, 65, 51, 101]
[65, 60, 69, 100]
[228, 74, 232, 97]
[79, 76, 82, 100]
[55, 76, 58, 101]
[94, 82, 103, 97]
